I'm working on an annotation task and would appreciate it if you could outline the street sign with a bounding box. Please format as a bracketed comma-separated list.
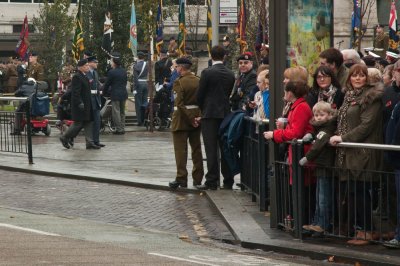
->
[220, 0, 237, 24]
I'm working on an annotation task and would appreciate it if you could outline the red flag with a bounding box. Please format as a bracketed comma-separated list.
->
[389, 0, 399, 50]
[15, 15, 29, 60]
[236, 0, 247, 53]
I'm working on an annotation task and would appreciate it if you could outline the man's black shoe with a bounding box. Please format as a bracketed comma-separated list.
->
[95, 143, 106, 147]
[59, 136, 70, 149]
[68, 138, 74, 147]
[86, 143, 101, 149]
[196, 184, 218, 190]
[169, 180, 188, 189]
[10, 131, 21, 136]
[113, 131, 125, 135]
[221, 184, 233, 190]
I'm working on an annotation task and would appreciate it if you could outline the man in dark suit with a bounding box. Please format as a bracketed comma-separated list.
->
[154, 49, 172, 86]
[196, 45, 236, 190]
[87, 56, 104, 147]
[168, 57, 204, 189]
[59, 59, 98, 149]
[103, 53, 128, 134]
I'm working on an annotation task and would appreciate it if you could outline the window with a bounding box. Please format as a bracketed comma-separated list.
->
[13, 24, 35, 33]
[10, 0, 32, 2]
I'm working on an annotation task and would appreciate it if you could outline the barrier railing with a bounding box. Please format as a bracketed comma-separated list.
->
[240, 117, 400, 244]
[0, 97, 33, 164]
[241, 116, 269, 211]
[273, 140, 400, 243]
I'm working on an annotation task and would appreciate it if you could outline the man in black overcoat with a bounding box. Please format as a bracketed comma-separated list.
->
[196, 45, 236, 190]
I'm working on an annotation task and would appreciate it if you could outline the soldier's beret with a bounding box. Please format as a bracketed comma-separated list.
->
[237, 53, 253, 61]
[176, 57, 192, 65]
[137, 51, 146, 57]
[30, 52, 38, 57]
[160, 48, 168, 54]
[84, 51, 93, 57]
[77, 58, 88, 67]
[87, 56, 98, 63]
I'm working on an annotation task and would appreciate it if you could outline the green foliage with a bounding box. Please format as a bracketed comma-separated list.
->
[79, 0, 164, 76]
[32, 0, 74, 82]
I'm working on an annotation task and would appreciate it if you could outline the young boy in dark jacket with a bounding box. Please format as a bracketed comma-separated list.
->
[299, 101, 337, 234]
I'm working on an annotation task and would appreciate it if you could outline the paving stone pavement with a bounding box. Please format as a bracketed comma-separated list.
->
[0, 170, 234, 242]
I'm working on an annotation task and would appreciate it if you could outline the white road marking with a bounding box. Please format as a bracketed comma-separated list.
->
[0, 223, 60, 236]
[148, 252, 221, 266]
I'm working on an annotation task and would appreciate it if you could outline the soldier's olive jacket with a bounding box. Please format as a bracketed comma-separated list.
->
[171, 72, 201, 131]
[27, 62, 45, 81]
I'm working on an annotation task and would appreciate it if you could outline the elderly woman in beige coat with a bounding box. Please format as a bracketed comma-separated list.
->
[330, 64, 384, 245]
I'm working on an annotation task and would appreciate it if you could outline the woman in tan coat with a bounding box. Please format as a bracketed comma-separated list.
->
[330, 64, 384, 245]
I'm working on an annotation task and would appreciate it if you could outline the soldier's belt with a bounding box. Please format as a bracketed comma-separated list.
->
[173, 105, 199, 111]
[90, 90, 98, 94]
[138, 79, 147, 82]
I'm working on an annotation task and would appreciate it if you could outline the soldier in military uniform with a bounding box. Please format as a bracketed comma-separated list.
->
[374, 24, 389, 58]
[167, 36, 179, 59]
[183, 47, 198, 75]
[230, 53, 257, 112]
[0, 62, 6, 93]
[169, 57, 204, 189]
[222, 35, 233, 70]
[4, 58, 18, 93]
[27, 52, 45, 82]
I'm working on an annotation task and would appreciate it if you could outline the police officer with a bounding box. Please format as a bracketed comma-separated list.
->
[169, 57, 204, 189]
[27, 52, 44, 82]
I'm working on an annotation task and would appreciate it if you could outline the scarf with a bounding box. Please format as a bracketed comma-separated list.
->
[336, 88, 363, 165]
[318, 85, 337, 105]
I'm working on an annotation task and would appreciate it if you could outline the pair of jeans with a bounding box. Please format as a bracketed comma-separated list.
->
[312, 175, 332, 230]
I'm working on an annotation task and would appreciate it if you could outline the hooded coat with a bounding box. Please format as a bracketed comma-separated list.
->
[337, 82, 384, 180]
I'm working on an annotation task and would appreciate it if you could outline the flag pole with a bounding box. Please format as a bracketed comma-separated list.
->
[211, 0, 219, 47]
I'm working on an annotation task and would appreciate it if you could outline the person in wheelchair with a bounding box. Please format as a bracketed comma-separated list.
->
[153, 83, 172, 128]
[11, 77, 37, 135]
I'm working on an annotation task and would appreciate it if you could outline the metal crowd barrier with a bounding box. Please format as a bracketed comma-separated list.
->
[0, 97, 33, 164]
[241, 116, 269, 211]
[273, 140, 400, 243]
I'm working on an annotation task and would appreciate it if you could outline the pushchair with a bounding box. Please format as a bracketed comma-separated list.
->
[144, 86, 172, 131]
[11, 80, 51, 136]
